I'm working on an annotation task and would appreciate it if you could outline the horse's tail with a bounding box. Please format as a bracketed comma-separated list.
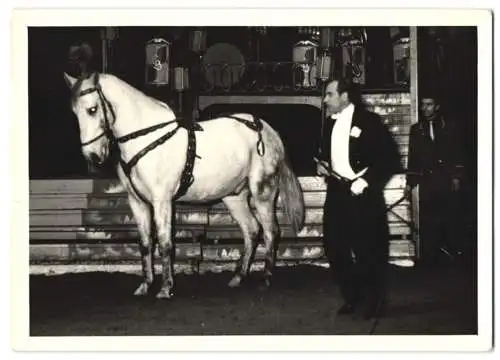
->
[278, 158, 305, 234]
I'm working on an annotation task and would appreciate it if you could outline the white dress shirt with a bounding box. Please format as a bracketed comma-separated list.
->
[330, 103, 367, 181]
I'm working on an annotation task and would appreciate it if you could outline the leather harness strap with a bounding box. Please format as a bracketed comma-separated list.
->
[75, 75, 263, 203]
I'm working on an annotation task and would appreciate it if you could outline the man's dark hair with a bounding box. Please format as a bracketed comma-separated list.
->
[419, 87, 441, 105]
[328, 75, 363, 106]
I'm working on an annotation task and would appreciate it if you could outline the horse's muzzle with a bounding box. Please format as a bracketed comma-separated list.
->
[87, 153, 105, 173]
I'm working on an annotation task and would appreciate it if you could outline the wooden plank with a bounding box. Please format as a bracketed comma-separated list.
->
[71, 190, 408, 212]
[29, 210, 82, 226]
[198, 93, 410, 112]
[198, 95, 324, 111]
[409, 26, 420, 259]
[205, 222, 410, 238]
[38, 205, 409, 228]
[208, 208, 324, 227]
[29, 226, 206, 241]
[207, 207, 409, 227]
[29, 243, 202, 262]
[81, 209, 209, 226]
[29, 238, 415, 263]
[29, 175, 408, 198]
[87, 195, 130, 210]
[29, 195, 89, 210]
[30, 220, 411, 244]
[29, 187, 408, 211]
[410, 26, 419, 127]
[362, 93, 411, 106]
[297, 174, 407, 192]
[29, 179, 94, 194]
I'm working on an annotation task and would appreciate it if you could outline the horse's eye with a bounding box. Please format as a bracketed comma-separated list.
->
[87, 106, 98, 116]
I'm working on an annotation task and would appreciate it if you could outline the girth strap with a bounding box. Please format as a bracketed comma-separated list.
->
[225, 114, 265, 156]
[174, 122, 203, 200]
[119, 121, 203, 203]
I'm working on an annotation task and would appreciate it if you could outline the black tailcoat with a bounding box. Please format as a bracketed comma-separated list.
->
[319, 106, 402, 307]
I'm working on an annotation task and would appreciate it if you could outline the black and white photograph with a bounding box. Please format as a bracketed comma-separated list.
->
[10, 5, 493, 353]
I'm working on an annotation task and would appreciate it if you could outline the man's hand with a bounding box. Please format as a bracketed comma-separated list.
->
[351, 177, 368, 196]
[316, 160, 331, 177]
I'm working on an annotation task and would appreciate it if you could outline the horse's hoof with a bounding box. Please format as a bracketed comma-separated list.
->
[156, 288, 174, 299]
[228, 275, 242, 288]
[133, 282, 150, 296]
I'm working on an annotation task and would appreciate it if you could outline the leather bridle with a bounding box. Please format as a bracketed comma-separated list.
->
[73, 73, 186, 204]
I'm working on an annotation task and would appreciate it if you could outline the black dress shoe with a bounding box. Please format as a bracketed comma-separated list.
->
[337, 303, 355, 315]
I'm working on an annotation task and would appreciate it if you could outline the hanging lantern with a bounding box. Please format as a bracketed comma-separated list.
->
[392, 34, 411, 85]
[339, 29, 367, 85]
[320, 27, 336, 49]
[293, 40, 317, 64]
[189, 29, 207, 53]
[316, 51, 332, 82]
[174, 67, 189, 91]
[145, 38, 170, 86]
[293, 40, 318, 89]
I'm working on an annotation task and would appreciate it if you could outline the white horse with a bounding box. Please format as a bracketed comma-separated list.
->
[63, 71, 305, 299]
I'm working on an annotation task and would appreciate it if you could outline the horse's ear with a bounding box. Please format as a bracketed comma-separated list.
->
[88, 71, 99, 85]
[64, 72, 78, 88]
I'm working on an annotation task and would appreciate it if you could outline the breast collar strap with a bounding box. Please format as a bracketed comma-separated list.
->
[76, 75, 202, 206]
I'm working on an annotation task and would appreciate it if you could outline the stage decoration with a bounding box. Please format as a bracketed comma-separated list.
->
[189, 29, 207, 53]
[338, 28, 367, 85]
[315, 51, 332, 82]
[145, 38, 170, 86]
[174, 67, 189, 91]
[202, 43, 246, 91]
[293, 40, 318, 89]
[391, 27, 411, 86]
[319, 27, 336, 49]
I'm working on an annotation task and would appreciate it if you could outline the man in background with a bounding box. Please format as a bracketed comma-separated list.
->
[406, 90, 465, 267]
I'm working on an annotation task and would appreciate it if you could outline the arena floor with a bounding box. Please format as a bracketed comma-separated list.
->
[29, 259, 477, 337]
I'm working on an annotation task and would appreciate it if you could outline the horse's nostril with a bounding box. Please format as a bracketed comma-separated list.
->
[89, 153, 101, 165]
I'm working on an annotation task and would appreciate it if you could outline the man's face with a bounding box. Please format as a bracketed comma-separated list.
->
[323, 81, 347, 117]
[420, 98, 440, 120]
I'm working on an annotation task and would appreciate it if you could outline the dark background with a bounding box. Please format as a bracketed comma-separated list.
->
[28, 26, 477, 182]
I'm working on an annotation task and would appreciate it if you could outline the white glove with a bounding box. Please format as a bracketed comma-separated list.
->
[350, 177, 368, 196]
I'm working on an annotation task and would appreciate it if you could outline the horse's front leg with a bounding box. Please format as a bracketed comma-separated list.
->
[124, 195, 154, 295]
[128, 194, 154, 296]
[153, 199, 175, 299]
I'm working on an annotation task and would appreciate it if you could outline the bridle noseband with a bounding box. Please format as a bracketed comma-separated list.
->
[76, 74, 116, 147]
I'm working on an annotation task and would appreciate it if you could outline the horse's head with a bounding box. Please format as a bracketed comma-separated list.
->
[64, 72, 113, 172]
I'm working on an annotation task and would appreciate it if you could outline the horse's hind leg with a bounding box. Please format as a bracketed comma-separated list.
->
[128, 194, 155, 296]
[153, 199, 175, 299]
[222, 189, 260, 287]
[251, 174, 280, 287]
